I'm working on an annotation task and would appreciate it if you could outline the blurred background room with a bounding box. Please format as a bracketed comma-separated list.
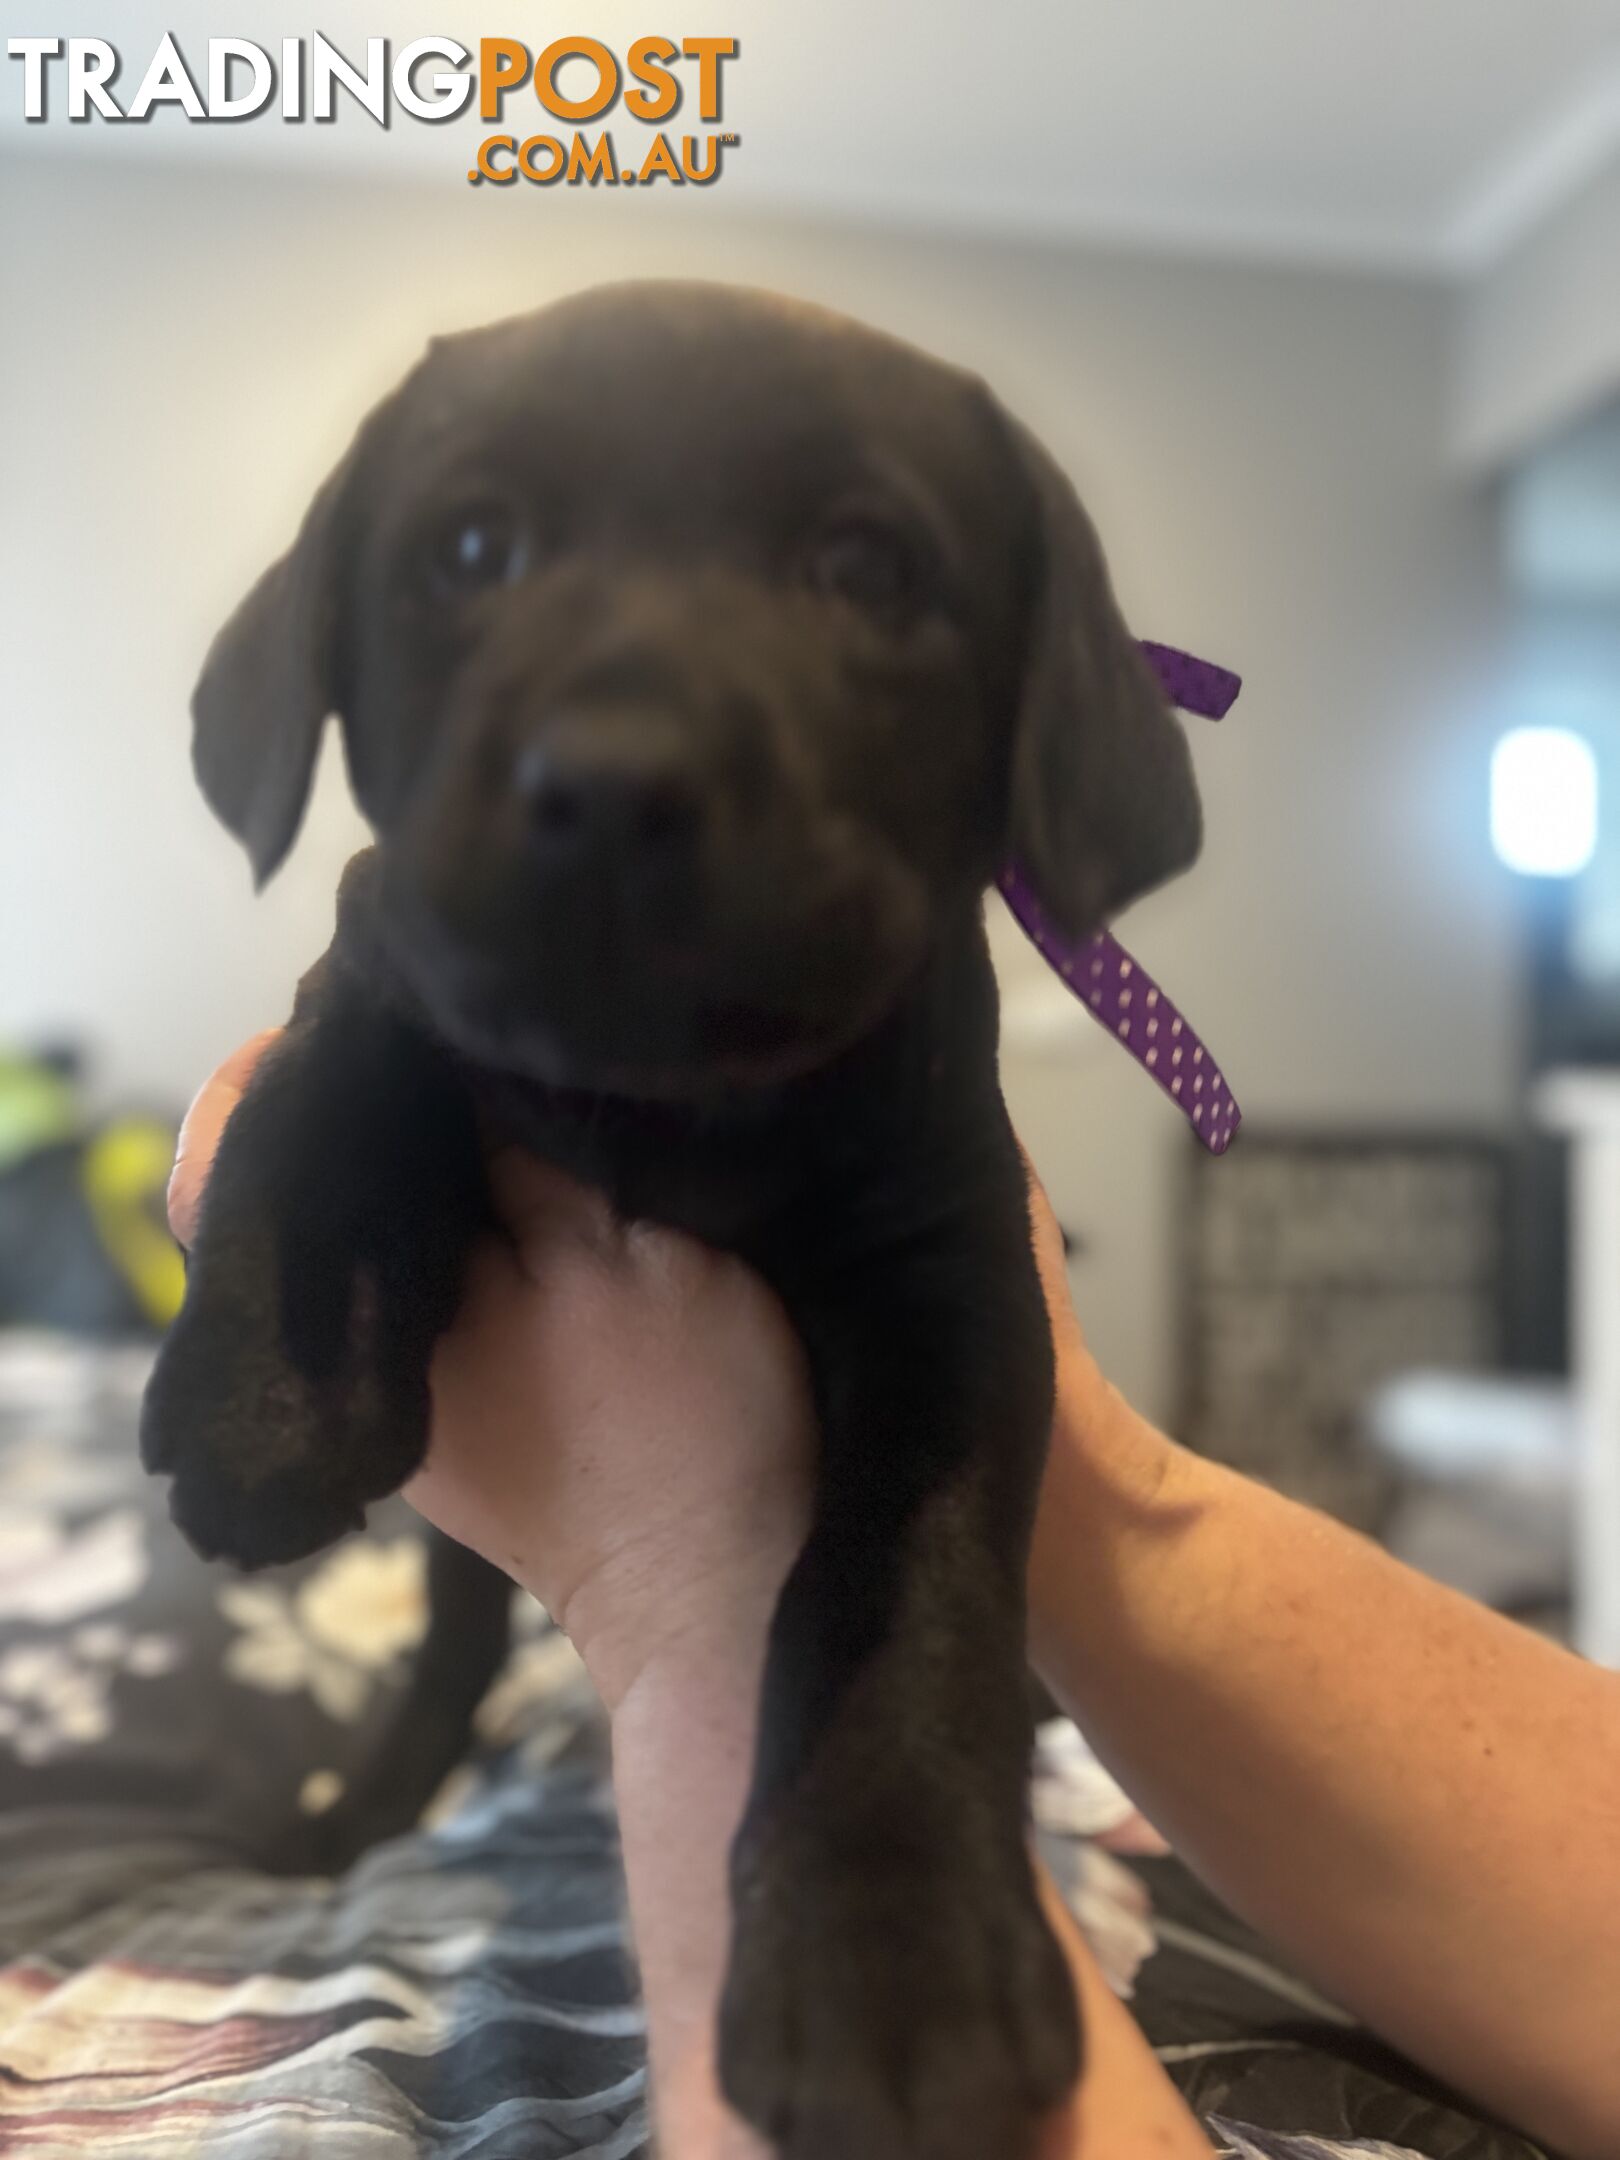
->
[3, 0, 1619, 1660]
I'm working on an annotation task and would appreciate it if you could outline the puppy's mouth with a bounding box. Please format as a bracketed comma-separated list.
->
[369, 851, 929, 1101]
[697, 1000, 808, 1063]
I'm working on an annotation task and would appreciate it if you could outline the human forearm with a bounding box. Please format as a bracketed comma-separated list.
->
[1030, 1343, 1620, 2158]
[612, 1629, 772, 2160]
[610, 1620, 1210, 2160]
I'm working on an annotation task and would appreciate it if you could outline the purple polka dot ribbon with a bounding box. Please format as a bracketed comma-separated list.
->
[1135, 642, 1241, 724]
[997, 642, 1242, 1156]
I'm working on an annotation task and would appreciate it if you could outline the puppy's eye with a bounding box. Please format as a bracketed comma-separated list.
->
[806, 517, 927, 624]
[426, 504, 526, 598]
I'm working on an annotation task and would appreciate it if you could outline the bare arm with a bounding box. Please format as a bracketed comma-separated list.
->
[609, 1623, 1211, 2160]
[1025, 1188, 1620, 2160]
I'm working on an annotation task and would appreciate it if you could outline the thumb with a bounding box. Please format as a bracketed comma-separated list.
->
[166, 1029, 280, 1249]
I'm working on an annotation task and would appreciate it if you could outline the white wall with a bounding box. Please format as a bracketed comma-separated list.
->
[0, 157, 1520, 1416]
[1454, 145, 1620, 468]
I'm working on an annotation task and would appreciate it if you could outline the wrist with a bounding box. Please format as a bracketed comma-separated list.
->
[603, 1596, 776, 1729]
[1046, 1335, 1185, 1520]
[559, 1530, 795, 1722]
[1028, 1341, 1205, 1694]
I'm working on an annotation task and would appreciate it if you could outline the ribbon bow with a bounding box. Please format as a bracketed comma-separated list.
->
[997, 644, 1241, 1156]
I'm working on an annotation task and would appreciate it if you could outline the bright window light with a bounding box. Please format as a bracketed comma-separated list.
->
[1490, 726, 1599, 878]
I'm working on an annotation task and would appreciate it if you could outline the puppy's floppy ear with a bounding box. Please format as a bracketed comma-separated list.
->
[192, 434, 364, 888]
[1003, 417, 1202, 938]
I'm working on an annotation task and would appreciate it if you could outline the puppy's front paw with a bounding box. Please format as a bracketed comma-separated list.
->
[141, 1262, 429, 1569]
[720, 1802, 1079, 2160]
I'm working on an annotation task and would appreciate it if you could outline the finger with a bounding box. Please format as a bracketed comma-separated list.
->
[1018, 1144, 1070, 1283]
[484, 1144, 623, 1258]
[1017, 1142, 1093, 1363]
[1094, 1815, 1173, 1858]
[167, 1029, 280, 1248]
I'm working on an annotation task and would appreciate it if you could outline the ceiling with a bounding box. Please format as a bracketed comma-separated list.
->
[4, 0, 1620, 273]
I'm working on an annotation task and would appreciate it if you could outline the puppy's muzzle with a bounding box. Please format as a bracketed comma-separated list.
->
[514, 709, 707, 907]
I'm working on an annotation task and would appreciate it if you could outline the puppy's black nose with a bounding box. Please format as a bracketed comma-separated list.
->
[515, 735, 704, 875]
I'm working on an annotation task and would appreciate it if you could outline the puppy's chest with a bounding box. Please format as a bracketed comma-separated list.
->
[473, 1073, 820, 1255]
[468, 1055, 981, 1278]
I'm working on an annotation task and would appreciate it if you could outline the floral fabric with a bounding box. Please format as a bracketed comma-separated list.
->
[0, 1335, 1553, 2159]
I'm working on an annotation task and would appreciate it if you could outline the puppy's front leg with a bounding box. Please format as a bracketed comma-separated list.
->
[720, 1168, 1080, 2160]
[142, 964, 485, 1569]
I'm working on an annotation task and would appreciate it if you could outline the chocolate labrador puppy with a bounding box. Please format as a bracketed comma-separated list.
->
[141, 280, 1200, 2159]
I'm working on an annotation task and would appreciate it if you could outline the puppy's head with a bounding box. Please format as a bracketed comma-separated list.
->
[196, 281, 1199, 1094]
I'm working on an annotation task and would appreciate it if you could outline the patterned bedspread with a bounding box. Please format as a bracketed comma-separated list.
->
[0, 1334, 1553, 2159]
